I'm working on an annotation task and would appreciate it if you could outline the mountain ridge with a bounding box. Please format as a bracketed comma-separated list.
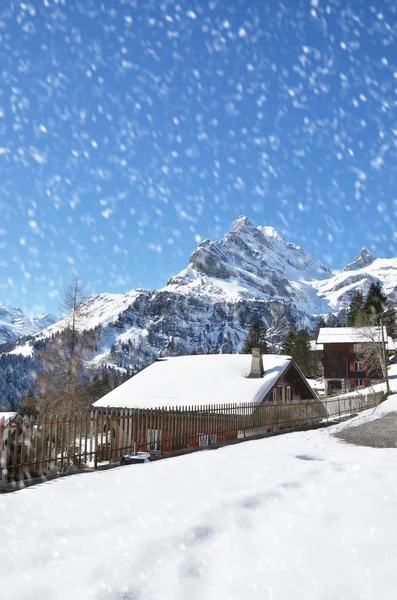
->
[2, 217, 397, 405]
[0, 304, 57, 346]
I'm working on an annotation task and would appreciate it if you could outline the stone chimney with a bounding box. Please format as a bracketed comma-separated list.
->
[248, 348, 264, 378]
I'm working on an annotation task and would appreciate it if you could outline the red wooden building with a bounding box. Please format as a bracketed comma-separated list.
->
[317, 326, 389, 396]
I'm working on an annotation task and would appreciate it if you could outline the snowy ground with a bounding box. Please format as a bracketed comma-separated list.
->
[1, 401, 397, 600]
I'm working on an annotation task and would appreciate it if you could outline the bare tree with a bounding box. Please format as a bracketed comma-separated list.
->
[37, 277, 97, 417]
[61, 276, 86, 403]
[357, 326, 389, 390]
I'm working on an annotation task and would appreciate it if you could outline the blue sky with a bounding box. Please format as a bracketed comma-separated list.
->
[0, 0, 396, 317]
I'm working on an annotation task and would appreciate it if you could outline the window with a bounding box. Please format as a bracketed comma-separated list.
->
[353, 343, 363, 353]
[356, 379, 364, 388]
[272, 387, 282, 402]
[286, 386, 291, 402]
[354, 360, 363, 371]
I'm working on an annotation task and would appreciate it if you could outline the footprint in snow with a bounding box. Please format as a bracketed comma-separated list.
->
[183, 524, 214, 547]
[295, 454, 323, 462]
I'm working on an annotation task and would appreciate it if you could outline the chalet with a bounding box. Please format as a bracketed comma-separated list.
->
[317, 327, 389, 396]
[92, 351, 319, 454]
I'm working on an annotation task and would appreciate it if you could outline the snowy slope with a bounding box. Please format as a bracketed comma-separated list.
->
[2, 401, 397, 600]
[312, 252, 397, 309]
[0, 303, 56, 345]
[35, 289, 147, 338]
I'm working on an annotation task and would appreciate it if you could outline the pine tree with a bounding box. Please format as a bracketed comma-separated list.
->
[313, 317, 326, 340]
[347, 290, 364, 326]
[363, 283, 387, 322]
[293, 329, 313, 377]
[335, 308, 348, 327]
[281, 326, 313, 377]
[354, 307, 369, 327]
[345, 285, 396, 336]
[242, 321, 268, 354]
[281, 325, 296, 356]
[362, 282, 396, 336]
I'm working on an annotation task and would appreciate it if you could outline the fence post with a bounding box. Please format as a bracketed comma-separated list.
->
[94, 411, 99, 470]
[53, 416, 59, 471]
[0, 416, 4, 480]
[160, 408, 164, 455]
[40, 416, 46, 476]
[170, 407, 175, 452]
[47, 416, 53, 472]
[26, 415, 33, 476]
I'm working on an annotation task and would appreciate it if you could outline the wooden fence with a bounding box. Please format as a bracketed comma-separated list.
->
[0, 390, 384, 482]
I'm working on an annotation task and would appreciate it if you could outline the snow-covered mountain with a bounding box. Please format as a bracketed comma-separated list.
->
[313, 251, 397, 309]
[20, 217, 331, 366]
[3, 217, 397, 381]
[0, 304, 56, 345]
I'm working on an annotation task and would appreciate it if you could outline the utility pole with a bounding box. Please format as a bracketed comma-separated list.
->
[380, 319, 390, 394]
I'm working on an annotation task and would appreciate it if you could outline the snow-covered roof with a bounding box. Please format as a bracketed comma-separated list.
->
[317, 326, 389, 345]
[0, 412, 18, 426]
[93, 354, 294, 409]
[306, 378, 325, 391]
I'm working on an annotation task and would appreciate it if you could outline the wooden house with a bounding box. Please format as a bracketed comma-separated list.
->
[317, 327, 389, 396]
[92, 351, 319, 456]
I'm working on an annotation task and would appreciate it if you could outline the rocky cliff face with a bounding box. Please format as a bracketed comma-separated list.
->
[3, 217, 397, 399]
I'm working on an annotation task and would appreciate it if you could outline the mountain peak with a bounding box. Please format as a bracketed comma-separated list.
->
[355, 247, 375, 261]
[229, 215, 254, 232]
[343, 247, 375, 271]
[259, 225, 284, 242]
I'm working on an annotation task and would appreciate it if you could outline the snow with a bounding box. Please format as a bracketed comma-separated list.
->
[306, 378, 325, 392]
[36, 290, 146, 338]
[0, 303, 56, 344]
[309, 340, 323, 351]
[317, 326, 388, 344]
[2, 401, 397, 599]
[7, 344, 34, 357]
[0, 412, 17, 425]
[93, 354, 292, 409]
[312, 256, 397, 309]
